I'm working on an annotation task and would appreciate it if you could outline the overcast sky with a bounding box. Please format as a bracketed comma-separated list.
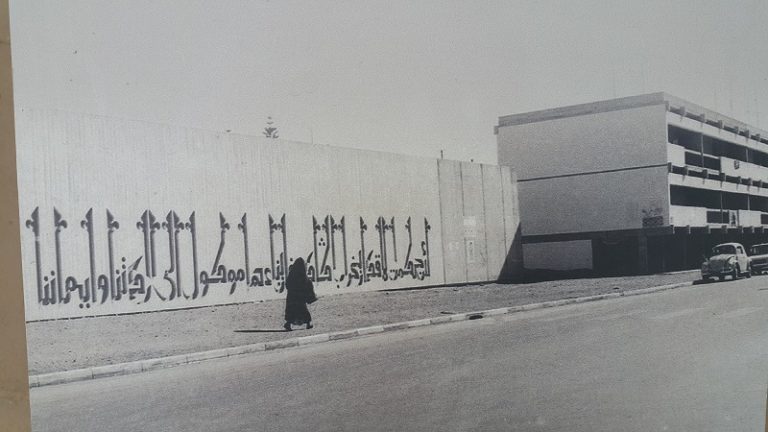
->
[9, 0, 768, 164]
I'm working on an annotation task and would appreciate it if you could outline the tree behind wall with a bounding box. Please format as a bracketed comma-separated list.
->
[263, 116, 279, 139]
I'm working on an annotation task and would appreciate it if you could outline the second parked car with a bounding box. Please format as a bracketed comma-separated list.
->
[749, 243, 768, 275]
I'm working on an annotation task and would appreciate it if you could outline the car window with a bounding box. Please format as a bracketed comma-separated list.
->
[751, 245, 768, 255]
[713, 245, 736, 255]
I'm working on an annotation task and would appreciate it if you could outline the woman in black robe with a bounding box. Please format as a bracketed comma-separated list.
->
[282, 258, 316, 331]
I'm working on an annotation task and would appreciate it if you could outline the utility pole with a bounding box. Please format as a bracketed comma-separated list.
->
[0, 1, 32, 430]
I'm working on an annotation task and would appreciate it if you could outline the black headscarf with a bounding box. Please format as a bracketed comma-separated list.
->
[286, 257, 309, 288]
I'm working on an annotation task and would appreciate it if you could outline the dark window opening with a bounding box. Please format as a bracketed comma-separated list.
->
[670, 186, 750, 212]
[670, 185, 719, 208]
[668, 125, 700, 151]
[706, 210, 736, 224]
[750, 196, 768, 213]
[723, 191, 749, 210]
[702, 135, 745, 160]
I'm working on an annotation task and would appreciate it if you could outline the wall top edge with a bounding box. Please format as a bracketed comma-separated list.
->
[16, 106, 509, 170]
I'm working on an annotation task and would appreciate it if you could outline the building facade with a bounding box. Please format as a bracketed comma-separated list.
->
[496, 92, 768, 275]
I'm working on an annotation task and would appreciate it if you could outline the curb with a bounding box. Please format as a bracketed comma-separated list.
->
[29, 280, 694, 388]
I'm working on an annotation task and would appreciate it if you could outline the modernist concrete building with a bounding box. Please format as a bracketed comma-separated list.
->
[496, 92, 768, 275]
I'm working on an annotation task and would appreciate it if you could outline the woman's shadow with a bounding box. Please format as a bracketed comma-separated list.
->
[233, 329, 292, 333]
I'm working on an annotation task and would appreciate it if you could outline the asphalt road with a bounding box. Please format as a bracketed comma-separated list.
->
[30, 276, 768, 431]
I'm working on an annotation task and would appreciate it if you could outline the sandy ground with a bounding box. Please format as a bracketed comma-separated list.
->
[25, 271, 697, 374]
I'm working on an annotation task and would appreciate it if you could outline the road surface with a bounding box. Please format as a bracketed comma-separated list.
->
[30, 276, 768, 431]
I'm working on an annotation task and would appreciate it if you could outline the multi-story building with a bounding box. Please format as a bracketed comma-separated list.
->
[496, 92, 768, 275]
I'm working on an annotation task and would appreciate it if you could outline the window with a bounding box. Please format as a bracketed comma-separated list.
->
[713, 245, 736, 255]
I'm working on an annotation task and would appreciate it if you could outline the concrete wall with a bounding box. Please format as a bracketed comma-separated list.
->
[16, 109, 521, 320]
[523, 240, 593, 271]
[437, 160, 523, 284]
[497, 104, 669, 179]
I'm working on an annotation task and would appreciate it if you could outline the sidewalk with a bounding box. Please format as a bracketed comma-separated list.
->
[26, 271, 699, 375]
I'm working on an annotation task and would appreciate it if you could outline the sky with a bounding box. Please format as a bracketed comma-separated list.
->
[8, 0, 768, 164]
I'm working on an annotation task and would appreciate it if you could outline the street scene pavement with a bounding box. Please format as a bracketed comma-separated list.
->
[26, 272, 696, 375]
[30, 274, 768, 432]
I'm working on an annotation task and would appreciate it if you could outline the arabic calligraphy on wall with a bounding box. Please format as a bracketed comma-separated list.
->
[24, 208, 432, 310]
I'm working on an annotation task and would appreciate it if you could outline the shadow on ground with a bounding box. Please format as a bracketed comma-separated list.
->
[233, 329, 291, 333]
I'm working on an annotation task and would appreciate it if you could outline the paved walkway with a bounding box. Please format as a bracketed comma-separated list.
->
[26, 271, 698, 375]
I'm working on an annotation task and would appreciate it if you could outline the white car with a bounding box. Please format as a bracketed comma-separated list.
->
[701, 243, 751, 281]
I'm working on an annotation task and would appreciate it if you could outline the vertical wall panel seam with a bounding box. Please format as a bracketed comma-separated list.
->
[500, 165, 508, 251]
[459, 162, 468, 282]
[436, 159, 448, 285]
[480, 164, 490, 280]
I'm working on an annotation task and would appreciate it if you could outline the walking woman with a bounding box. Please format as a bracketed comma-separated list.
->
[281, 258, 317, 331]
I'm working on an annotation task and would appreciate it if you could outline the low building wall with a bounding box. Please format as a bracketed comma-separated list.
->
[16, 109, 522, 320]
[523, 240, 593, 271]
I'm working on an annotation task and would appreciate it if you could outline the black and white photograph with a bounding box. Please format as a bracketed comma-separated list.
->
[2, 1, 768, 430]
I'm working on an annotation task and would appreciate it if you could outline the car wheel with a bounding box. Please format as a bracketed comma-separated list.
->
[733, 265, 741, 280]
[746, 265, 752, 278]
[718, 275, 725, 282]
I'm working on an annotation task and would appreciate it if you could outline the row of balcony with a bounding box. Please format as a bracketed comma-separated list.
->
[667, 111, 768, 153]
[668, 143, 768, 182]
[669, 205, 768, 228]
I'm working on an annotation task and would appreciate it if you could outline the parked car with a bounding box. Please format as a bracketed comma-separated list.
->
[701, 242, 751, 281]
[748, 243, 768, 275]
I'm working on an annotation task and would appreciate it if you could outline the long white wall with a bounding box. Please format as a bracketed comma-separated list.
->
[16, 109, 521, 320]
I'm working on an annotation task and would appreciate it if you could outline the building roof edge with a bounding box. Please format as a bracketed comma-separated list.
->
[496, 92, 667, 129]
[496, 92, 768, 139]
